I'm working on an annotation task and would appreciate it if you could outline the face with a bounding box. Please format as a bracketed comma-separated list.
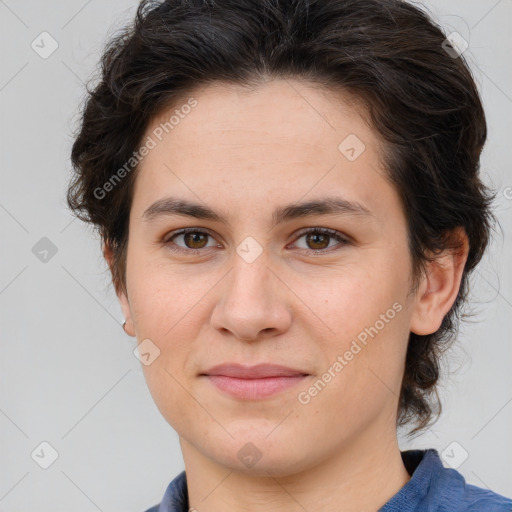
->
[115, 78, 431, 476]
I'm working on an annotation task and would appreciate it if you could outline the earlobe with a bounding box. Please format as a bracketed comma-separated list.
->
[118, 292, 136, 337]
[410, 228, 469, 336]
[102, 241, 136, 337]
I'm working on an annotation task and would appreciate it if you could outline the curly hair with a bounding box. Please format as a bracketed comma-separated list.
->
[66, 0, 498, 436]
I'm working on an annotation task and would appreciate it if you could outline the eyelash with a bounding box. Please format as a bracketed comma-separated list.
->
[162, 227, 351, 256]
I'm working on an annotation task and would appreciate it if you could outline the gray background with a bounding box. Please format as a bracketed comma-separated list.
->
[0, 0, 511, 510]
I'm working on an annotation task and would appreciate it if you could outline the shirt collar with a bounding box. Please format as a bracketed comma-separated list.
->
[156, 470, 188, 512]
[154, 449, 443, 512]
[378, 448, 446, 511]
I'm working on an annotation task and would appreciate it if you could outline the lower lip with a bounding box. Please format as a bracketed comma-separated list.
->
[204, 375, 308, 400]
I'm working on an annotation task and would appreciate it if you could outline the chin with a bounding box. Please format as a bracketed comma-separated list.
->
[202, 429, 312, 477]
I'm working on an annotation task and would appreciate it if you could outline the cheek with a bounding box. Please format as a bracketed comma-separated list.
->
[301, 268, 409, 401]
[297, 323, 408, 431]
[300, 264, 402, 335]
[128, 257, 200, 339]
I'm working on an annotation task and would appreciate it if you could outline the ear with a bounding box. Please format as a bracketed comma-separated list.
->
[102, 241, 136, 337]
[410, 227, 469, 336]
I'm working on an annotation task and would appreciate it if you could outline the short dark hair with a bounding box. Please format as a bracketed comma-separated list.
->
[67, 0, 498, 435]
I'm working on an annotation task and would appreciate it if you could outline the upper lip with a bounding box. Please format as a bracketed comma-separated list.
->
[201, 363, 309, 379]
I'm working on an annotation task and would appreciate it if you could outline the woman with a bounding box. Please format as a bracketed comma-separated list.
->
[66, 0, 512, 510]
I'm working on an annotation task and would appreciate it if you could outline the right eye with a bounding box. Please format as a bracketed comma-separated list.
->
[163, 228, 222, 255]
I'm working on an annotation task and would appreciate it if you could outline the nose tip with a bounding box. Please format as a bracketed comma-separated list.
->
[210, 264, 293, 342]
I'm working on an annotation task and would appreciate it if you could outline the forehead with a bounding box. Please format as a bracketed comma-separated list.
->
[131, 79, 399, 228]
[147, 78, 371, 152]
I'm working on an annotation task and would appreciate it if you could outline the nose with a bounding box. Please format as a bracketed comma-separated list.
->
[210, 254, 293, 342]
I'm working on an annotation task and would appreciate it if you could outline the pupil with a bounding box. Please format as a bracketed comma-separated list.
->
[185, 232, 207, 248]
[308, 233, 328, 249]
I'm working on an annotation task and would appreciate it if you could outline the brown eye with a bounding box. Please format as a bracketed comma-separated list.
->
[164, 228, 219, 254]
[292, 227, 350, 254]
[305, 232, 331, 250]
[182, 232, 209, 249]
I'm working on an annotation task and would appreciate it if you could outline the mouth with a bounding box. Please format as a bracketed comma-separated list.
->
[200, 363, 310, 400]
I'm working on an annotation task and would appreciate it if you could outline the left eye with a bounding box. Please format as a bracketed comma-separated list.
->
[292, 228, 349, 252]
[163, 227, 349, 255]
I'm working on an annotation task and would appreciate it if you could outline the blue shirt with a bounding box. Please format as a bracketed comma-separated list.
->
[144, 449, 512, 511]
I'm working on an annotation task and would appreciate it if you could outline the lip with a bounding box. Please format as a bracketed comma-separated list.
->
[202, 363, 309, 379]
[200, 363, 310, 400]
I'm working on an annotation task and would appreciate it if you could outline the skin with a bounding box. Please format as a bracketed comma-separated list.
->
[104, 78, 469, 511]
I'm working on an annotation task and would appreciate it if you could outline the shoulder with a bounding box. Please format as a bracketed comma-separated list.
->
[454, 480, 512, 512]
[382, 449, 512, 511]
[413, 449, 512, 511]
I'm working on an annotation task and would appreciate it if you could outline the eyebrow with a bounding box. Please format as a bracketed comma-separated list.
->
[142, 195, 373, 229]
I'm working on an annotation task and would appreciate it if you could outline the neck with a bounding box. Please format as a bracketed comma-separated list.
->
[181, 423, 411, 512]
